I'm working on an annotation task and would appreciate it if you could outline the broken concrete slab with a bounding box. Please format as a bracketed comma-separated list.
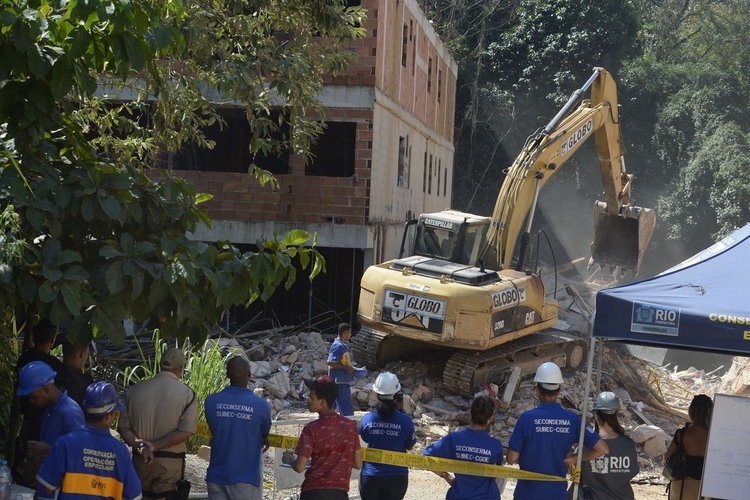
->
[266, 371, 291, 399]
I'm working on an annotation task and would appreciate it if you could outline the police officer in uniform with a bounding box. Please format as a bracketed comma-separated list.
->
[506, 362, 609, 500]
[118, 347, 197, 499]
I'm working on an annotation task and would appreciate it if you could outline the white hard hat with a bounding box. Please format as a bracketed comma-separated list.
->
[593, 391, 620, 414]
[373, 372, 401, 398]
[533, 362, 563, 390]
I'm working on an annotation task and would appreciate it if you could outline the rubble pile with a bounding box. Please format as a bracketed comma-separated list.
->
[717, 356, 750, 395]
[103, 326, 737, 491]
[230, 330, 725, 480]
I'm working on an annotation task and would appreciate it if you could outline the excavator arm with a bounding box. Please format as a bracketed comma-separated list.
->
[484, 67, 655, 275]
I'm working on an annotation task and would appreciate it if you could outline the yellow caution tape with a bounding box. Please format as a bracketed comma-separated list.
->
[570, 465, 581, 484]
[195, 422, 564, 481]
[196, 421, 212, 439]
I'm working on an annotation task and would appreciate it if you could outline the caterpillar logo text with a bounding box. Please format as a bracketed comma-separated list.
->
[492, 288, 526, 309]
[423, 218, 453, 229]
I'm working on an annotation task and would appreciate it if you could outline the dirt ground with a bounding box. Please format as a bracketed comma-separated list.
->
[403, 470, 667, 500]
[405, 472, 664, 499]
[178, 329, 728, 500]
[185, 442, 670, 500]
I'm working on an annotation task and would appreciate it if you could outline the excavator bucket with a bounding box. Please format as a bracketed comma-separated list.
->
[590, 202, 656, 276]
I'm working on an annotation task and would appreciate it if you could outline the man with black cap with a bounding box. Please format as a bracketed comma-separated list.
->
[327, 323, 356, 416]
[506, 362, 608, 500]
[285, 375, 362, 499]
[36, 381, 142, 500]
[118, 347, 197, 499]
[55, 338, 93, 407]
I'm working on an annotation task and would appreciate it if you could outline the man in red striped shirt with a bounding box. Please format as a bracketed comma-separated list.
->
[289, 375, 362, 500]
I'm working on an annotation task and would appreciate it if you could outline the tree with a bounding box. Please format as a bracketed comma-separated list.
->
[445, 0, 640, 217]
[658, 123, 750, 251]
[0, 0, 365, 344]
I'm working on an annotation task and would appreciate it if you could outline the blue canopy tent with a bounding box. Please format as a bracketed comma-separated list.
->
[571, 223, 750, 497]
[591, 223, 750, 353]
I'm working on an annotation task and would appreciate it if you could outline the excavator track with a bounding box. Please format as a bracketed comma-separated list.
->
[351, 326, 587, 398]
[350, 327, 389, 368]
[350, 326, 439, 369]
[443, 331, 587, 396]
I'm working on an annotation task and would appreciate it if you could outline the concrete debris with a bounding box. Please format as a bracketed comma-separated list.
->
[197, 445, 211, 462]
[718, 357, 750, 395]
[246, 344, 266, 361]
[265, 371, 291, 399]
[642, 433, 670, 458]
[412, 385, 433, 403]
[251, 360, 277, 378]
[631, 425, 672, 458]
[630, 425, 665, 444]
[282, 351, 299, 365]
[104, 325, 738, 490]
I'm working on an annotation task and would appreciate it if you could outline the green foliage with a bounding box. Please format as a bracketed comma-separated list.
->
[633, 0, 750, 91]
[116, 332, 166, 389]
[0, 206, 25, 442]
[485, 0, 638, 106]
[619, 59, 750, 254]
[435, 0, 640, 216]
[0, 0, 356, 345]
[182, 341, 234, 453]
[659, 123, 750, 250]
[116, 330, 237, 453]
[426, 0, 750, 259]
[0, 315, 19, 448]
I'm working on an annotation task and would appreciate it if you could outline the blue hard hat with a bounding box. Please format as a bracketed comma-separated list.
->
[17, 361, 56, 396]
[83, 381, 125, 415]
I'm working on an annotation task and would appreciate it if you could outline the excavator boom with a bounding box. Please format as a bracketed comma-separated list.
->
[485, 67, 655, 275]
[353, 67, 656, 397]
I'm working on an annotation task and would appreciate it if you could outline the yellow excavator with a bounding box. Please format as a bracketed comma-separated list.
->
[352, 67, 656, 396]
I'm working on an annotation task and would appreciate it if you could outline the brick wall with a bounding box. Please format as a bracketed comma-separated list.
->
[164, 0, 456, 245]
[163, 109, 374, 226]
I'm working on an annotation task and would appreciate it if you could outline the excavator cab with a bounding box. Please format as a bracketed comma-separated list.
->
[590, 202, 656, 276]
[399, 211, 492, 266]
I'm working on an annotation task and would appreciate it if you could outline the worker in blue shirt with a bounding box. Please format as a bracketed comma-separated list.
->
[205, 356, 272, 500]
[506, 362, 609, 500]
[359, 372, 417, 500]
[327, 323, 356, 416]
[424, 395, 505, 500]
[37, 381, 142, 500]
[17, 361, 84, 472]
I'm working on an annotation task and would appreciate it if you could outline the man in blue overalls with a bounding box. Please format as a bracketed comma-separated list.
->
[36, 382, 142, 500]
[327, 323, 355, 416]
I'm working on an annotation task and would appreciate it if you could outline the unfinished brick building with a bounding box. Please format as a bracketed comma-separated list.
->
[169, 0, 457, 332]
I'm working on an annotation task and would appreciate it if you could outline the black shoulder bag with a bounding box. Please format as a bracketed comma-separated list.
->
[663, 428, 688, 481]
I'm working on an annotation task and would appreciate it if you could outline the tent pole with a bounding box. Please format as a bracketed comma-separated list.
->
[595, 338, 603, 393]
[573, 335, 598, 500]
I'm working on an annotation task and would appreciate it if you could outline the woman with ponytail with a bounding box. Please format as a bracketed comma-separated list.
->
[423, 395, 504, 499]
[358, 372, 417, 500]
[569, 392, 639, 500]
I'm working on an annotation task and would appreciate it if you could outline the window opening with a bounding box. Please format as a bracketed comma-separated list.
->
[305, 121, 356, 177]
